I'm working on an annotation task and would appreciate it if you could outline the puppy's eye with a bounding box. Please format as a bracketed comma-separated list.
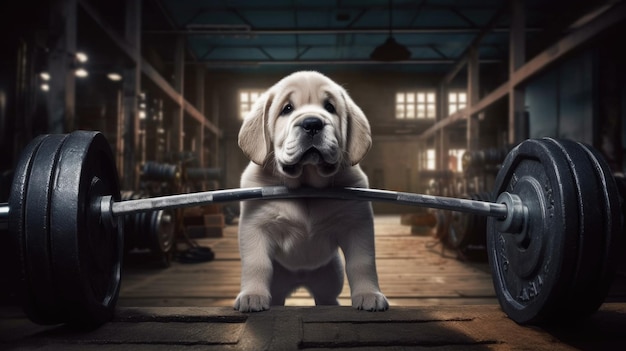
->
[280, 103, 293, 116]
[324, 101, 336, 114]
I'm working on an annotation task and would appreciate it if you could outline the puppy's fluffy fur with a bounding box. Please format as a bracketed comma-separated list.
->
[235, 71, 388, 312]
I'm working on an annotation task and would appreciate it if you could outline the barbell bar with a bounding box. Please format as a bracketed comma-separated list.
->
[0, 182, 517, 234]
[1, 187, 510, 220]
[1, 184, 522, 240]
[100, 186, 511, 223]
[0, 130, 621, 327]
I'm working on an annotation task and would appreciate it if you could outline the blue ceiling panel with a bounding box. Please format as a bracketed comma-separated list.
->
[263, 47, 300, 60]
[188, 35, 298, 48]
[478, 45, 505, 60]
[208, 47, 270, 61]
[151, 0, 607, 73]
[186, 11, 246, 26]
[298, 34, 342, 46]
[240, 10, 297, 28]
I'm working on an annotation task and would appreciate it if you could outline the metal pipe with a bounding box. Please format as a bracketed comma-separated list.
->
[108, 186, 508, 219]
[2, 187, 511, 227]
[195, 59, 502, 66]
[144, 27, 542, 35]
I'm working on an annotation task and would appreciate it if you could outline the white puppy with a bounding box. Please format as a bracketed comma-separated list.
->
[235, 71, 388, 312]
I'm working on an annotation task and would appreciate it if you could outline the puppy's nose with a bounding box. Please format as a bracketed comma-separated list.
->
[301, 117, 324, 136]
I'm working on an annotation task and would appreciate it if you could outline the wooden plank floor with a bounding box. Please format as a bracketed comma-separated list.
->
[118, 215, 497, 309]
[3, 214, 626, 350]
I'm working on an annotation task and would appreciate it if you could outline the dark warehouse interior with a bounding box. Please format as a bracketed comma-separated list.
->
[2, 0, 626, 349]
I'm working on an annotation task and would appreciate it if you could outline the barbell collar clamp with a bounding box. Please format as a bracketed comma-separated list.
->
[99, 195, 116, 231]
[0, 202, 8, 222]
[495, 192, 527, 234]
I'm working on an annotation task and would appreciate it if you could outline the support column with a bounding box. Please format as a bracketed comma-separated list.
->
[122, 0, 141, 189]
[47, 0, 76, 134]
[211, 90, 220, 168]
[466, 47, 480, 152]
[195, 64, 205, 167]
[115, 88, 124, 176]
[509, 0, 526, 145]
[171, 35, 185, 154]
[436, 83, 449, 172]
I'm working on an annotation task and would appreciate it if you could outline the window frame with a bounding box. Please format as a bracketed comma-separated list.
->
[447, 91, 467, 116]
[419, 148, 436, 171]
[395, 90, 437, 120]
[448, 148, 466, 173]
[239, 89, 265, 120]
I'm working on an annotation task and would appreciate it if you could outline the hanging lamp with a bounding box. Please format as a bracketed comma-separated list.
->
[370, 0, 411, 61]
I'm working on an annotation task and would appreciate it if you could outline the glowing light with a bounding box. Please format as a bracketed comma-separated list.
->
[76, 52, 88, 63]
[75, 68, 89, 78]
[107, 72, 122, 81]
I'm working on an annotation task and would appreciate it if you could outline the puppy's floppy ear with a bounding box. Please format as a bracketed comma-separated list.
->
[342, 91, 372, 165]
[238, 91, 273, 165]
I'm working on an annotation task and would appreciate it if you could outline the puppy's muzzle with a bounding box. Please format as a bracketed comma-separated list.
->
[300, 116, 324, 136]
[279, 116, 340, 178]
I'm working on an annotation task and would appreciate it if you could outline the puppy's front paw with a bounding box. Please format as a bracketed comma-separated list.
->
[234, 293, 271, 312]
[352, 292, 389, 311]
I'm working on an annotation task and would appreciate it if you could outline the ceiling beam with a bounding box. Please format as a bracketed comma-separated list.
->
[179, 3, 521, 12]
[418, 0, 626, 141]
[78, 0, 222, 136]
[154, 0, 198, 61]
[441, 6, 507, 84]
[145, 26, 541, 35]
[195, 59, 501, 66]
[408, 0, 429, 26]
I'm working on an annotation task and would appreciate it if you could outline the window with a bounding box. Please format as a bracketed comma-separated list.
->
[448, 91, 467, 115]
[239, 89, 264, 119]
[420, 149, 436, 170]
[419, 148, 465, 172]
[448, 149, 466, 172]
[396, 91, 436, 119]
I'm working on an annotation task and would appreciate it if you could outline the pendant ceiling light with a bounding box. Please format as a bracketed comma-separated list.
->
[370, 0, 411, 62]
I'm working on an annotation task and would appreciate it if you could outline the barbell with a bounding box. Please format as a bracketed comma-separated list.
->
[0, 130, 621, 327]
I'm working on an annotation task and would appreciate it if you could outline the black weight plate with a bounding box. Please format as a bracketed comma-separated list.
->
[543, 139, 608, 319]
[457, 193, 489, 262]
[565, 141, 620, 316]
[120, 191, 137, 251]
[138, 210, 151, 249]
[149, 210, 175, 254]
[23, 134, 69, 324]
[137, 211, 148, 248]
[450, 192, 490, 250]
[133, 193, 146, 250]
[613, 175, 626, 251]
[472, 192, 489, 247]
[0, 169, 13, 202]
[49, 131, 122, 326]
[447, 194, 472, 249]
[7, 135, 48, 318]
[584, 142, 621, 302]
[487, 138, 579, 324]
[131, 192, 144, 250]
